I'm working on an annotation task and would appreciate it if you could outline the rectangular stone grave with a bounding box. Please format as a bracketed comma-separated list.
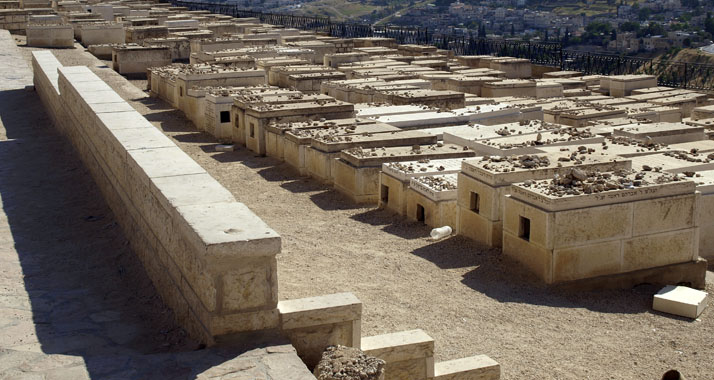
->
[380, 158, 469, 216]
[112, 45, 171, 76]
[452, 127, 604, 157]
[333, 144, 476, 204]
[490, 58, 532, 79]
[558, 107, 627, 127]
[243, 100, 354, 156]
[231, 91, 331, 146]
[306, 129, 437, 184]
[481, 79, 537, 98]
[125, 25, 168, 44]
[406, 174, 459, 229]
[457, 152, 631, 247]
[265, 118, 376, 162]
[503, 171, 703, 286]
[144, 36, 190, 61]
[26, 24, 74, 48]
[609, 74, 658, 97]
[692, 105, 714, 121]
[366, 104, 521, 129]
[80, 22, 125, 46]
[612, 122, 705, 145]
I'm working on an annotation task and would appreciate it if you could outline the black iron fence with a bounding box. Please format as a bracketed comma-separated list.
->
[170, 0, 714, 91]
[562, 51, 714, 91]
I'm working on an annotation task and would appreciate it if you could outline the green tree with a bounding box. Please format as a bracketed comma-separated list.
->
[478, 23, 486, 38]
[620, 21, 640, 33]
[706, 12, 714, 36]
[434, 0, 454, 7]
[637, 7, 652, 21]
[562, 27, 570, 46]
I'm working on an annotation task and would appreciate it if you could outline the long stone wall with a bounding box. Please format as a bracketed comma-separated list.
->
[31, 50, 282, 344]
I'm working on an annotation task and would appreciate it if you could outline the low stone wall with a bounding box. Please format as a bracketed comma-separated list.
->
[31, 50, 282, 344]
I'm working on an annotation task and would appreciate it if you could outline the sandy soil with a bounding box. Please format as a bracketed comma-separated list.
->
[18, 40, 714, 380]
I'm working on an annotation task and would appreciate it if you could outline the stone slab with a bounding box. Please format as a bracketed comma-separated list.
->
[653, 285, 708, 318]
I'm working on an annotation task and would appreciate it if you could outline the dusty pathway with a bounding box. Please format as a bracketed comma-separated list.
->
[17, 41, 714, 380]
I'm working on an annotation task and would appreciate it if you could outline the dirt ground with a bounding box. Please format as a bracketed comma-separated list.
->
[17, 40, 714, 380]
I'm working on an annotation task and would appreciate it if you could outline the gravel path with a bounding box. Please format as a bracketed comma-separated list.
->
[18, 41, 714, 380]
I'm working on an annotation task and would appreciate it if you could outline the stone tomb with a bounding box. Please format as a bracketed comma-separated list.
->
[333, 144, 477, 204]
[434, 121, 553, 143]
[452, 127, 604, 157]
[324, 52, 370, 68]
[502, 171, 705, 286]
[305, 128, 437, 184]
[283, 122, 398, 176]
[212, 55, 256, 69]
[557, 107, 627, 127]
[379, 158, 468, 216]
[175, 67, 267, 116]
[366, 104, 522, 129]
[189, 37, 243, 53]
[489, 58, 532, 79]
[144, 36, 190, 61]
[647, 93, 706, 118]
[373, 89, 465, 110]
[535, 81, 564, 98]
[231, 91, 333, 146]
[692, 105, 714, 121]
[26, 24, 74, 48]
[356, 104, 437, 119]
[286, 71, 348, 94]
[613, 104, 682, 123]
[286, 40, 337, 64]
[264, 118, 377, 163]
[457, 153, 631, 247]
[455, 55, 493, 68]
[481, 79, 537, 98]
[612, 122, 705, 145]
[608, 74, 658, 97]
[687, 170, 714, 260]
[242, 100, 355, 156]
[629, 151, 714, 174]
[112, 45, 171, 75]
[268, 65, 335, 87]
[406, 174, 459, 229]
[125, 25, 169, 44]
[255, 56, 310, 82]
[80, 22, 124, 46]
[320, 78, 385, 103]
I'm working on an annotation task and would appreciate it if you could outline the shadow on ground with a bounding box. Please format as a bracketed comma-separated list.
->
[408, 233, 655, 314]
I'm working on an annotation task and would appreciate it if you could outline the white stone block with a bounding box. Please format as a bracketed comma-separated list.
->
[175, 201, 281, 261]
[434, 355, 500, 380]
[653, 285, 708, 319]
[278, 292, 361, 330]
